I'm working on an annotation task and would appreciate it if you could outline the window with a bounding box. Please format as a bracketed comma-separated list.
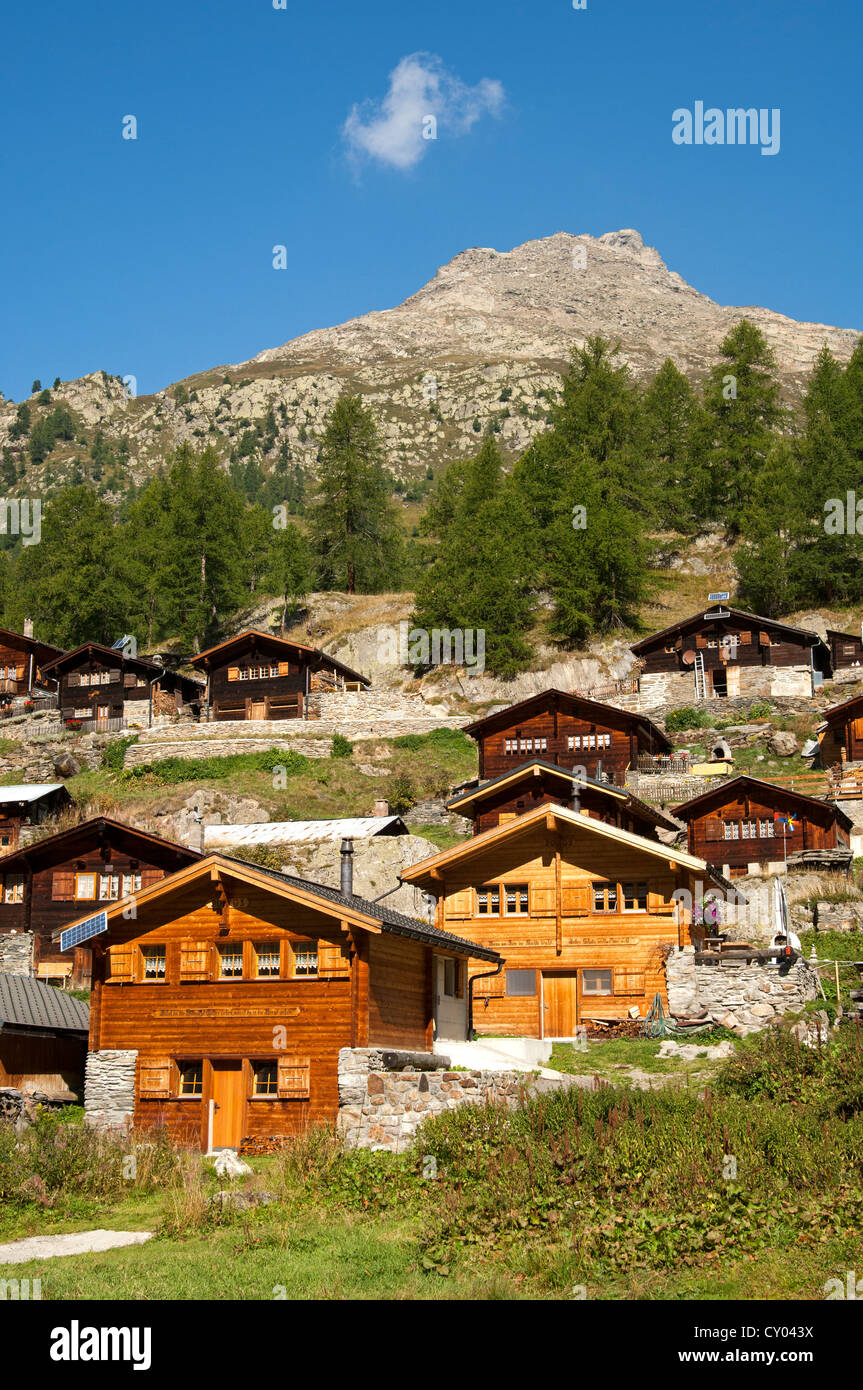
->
[239, 665, 280, 681]
[506, 969, 536, 997]
[121, 872, 142, 896]
[582, 968, 613, 996]
[759, 818, 775, 838]
[254, 943, 281, 978]
[720, 633, 738, 648]
[99, 874, 120, 900]
[141, 946, 166, 981]
[536, 737, 547, 753]
[0, 833, 12, 848]
[706, 637, 717, 648]
[593, 885, 617, 912]
[585, 734, 596, 749]
[621, 881, 648, 911]
[253, 1062, 279, 1096]
[740, 820, 757, 840]
[504, 883, 528, 915]
[504, 739, 513, 754]
[2, 873, 24, 904]
[443, 958, 462, 997]
[519, 738, 528, 754]
[291, 940, 318, 977]
[664, 643, 676, 654]
[178, 1062, 203, 1097]
[476, 886, 501, 916]
[568, 735, 581, 751]
[723, 821, 739, 840]
[218, 946, 243, 979]
[75, 872, 97, 900]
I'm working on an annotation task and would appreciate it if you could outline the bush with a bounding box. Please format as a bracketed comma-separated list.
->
[121, 747, 312, 785]
[387, 772, 417, 815]
[665, 707, 710, 732]
[748, 701, 771, 720]
[101, 733, 139, 772]
[392, 727, 473, 755]
[331, 733, 353, 759]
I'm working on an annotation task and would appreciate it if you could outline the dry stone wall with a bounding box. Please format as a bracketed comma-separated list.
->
[0, 932, 34, 976]
[666, 947, 818, 1031]
[83, 1049, 137, 1130]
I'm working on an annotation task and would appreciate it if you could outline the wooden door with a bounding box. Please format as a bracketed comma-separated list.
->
[248, 700, 267, 720]
[211, 1062, 245, 1148]
[542, 973, 579, 1037]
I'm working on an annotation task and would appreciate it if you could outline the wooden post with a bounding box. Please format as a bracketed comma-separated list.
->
[835, 960, 843, 1020]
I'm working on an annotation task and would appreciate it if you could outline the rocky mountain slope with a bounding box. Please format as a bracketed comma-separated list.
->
[2, 229, 859, 496]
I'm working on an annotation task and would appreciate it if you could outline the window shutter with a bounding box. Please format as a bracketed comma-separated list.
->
[704, 818, 723, 842]
[277, 661, 291, 676]
[648, 879, 676, 914]
[51, 871, 76, 901]
[695, 634, 707, 649]
[139, 869, 163, 889]
[613, 969, 645, 996]
[317, 939, 351, 978]
[227, 666, 240, 682]
[67, 672, 80, 687]
[852, 718, 863, 740]
[531, 886, 556, 917]
[277, 1056, 310, 1099]
[445, 888, 474, 920]
[139, 1058, 172, 1098]
[472, 970, 505, 998]
[561, 883, 591, 915]
[740, 630, 753, 646]
[107, 943, 136, 982]
[179, 941, 211, 981]
[759, 631, 770, 647]
[497, 812, 517, 824]
[123, 671, 137, 687]
[108, 669, 122, 684]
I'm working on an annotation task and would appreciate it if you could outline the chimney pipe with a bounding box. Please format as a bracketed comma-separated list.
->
[374, 798, 390, 818]
[340, 837, 354, 897]
[23, 617, 33, 639]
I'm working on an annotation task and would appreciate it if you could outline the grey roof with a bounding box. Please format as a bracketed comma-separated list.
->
[0, 975, 89, 1033]
[0, 783, 67, 804]
[205, 816, 407, 848]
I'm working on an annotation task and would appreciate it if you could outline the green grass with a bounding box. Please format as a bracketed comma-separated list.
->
[549, 1037, 731, 1079]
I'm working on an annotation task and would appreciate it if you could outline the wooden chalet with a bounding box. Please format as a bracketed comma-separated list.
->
[826, 629, 863, 673]
[463, 689, 671, 787]
[41, 643, 203, 731]
[61, 852, 499, 1150]
[0, 783, 73, 854]
[401, 802, 722, 1038]
[0, 818, 200, 987]
[817, 693, 863, 769]
[631, 605, 831, 702]
[189, 631, 370, 722]
[0, 626, 64, 702]
[673, 775, 853, 878]
[0, 975, 88, 1099]
[446, 759, 679, 840]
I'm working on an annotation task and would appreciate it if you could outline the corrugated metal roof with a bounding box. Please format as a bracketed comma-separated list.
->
[0, 784, 65, 803]
[204, 817, 407, 847]
[0, 974, 89, 1033]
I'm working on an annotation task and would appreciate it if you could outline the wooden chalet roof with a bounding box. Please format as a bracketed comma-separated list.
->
[0, 816, 201, 873]
[0, 628, 65, 668]
[188, 630, 370, 687]
[445, 758, 679, 831]
[820, 691, 863, 725]
[56, 854, 500, 963]
[40, 642, 204, 693]
[630, 605, 826, 655]
[462, 688, 672, 751]
[0, 975, 89, 1034]
[671, 774, 853, 831]
[401, 800, 717, 889]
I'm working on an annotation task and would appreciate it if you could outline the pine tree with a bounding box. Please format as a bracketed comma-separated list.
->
[702, 320, 783, 527]
[642, 359, 710, 530]
[267, 521, 313, 634]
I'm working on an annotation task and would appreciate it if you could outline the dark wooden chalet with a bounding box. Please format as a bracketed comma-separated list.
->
[817, 693, 863, 769]
[0, 783, 73, 854]
[0, 626, 64, 702]
[190, 631, 370, 722]
[463, 689, 671, 786]
[826, 629, 863, 673]
[41, 643, 203, 731]
[0, 818, 200, 987]
[630, 605, 831, 701]
[673, 775, 852, 878]
[0, 975, 89, 1099]
[62, 853, 499, 1149]
[447, 759, 679, 839]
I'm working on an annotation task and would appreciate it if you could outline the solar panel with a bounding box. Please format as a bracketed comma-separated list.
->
[60, 910, 108, 953]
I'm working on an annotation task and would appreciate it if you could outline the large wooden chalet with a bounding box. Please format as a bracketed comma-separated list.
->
[41, 643, 203, 731]
[631, 605, 831, 703]
[190, 631, 370, 722]
[402, 803, 722, 1038]
[447, 759, 679, 840]
[0, 818, 200, 987]
[463, 689, 671, 787]
[816, 693, 863, 770]
[62, 852, 499, 1150]
[673, 775, 852, 878]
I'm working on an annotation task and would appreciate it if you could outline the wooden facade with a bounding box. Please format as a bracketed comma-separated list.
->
[0, 783, 72, 854]
[0, 976, 89, 1096]
[190, 631, 370, 722]
[818, 693, 863, 768]
[826, 629, 863, 673]
[0, 818, 200, 986]
[674, 775, 852, 876]
[0, 627, 64, 701]
[447, 759, 678, 839]
[402, 803, 717, 1038]
[41, 643, 203, 730]
[65, 856, 498, 1149]
[631, 605, 830, 694]
[464, 690, 671, 786]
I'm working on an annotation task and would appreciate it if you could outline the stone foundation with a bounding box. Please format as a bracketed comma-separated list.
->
[636, 666, 815, 711]
[0, 931, 34, 977]
[83, 1049, 137, 1130]
[337, 1047, 530, 1153]
[665, 947, 818, 1031]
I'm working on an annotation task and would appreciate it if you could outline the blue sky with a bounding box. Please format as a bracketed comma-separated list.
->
[1, 0, 859, 401]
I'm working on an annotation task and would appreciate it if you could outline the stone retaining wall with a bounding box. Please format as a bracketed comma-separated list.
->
[337, 1047, 531, 1153]
[83, 1049, 137, 1130]
[665, 947, 818, 1031]
[0, 931, 33, 976]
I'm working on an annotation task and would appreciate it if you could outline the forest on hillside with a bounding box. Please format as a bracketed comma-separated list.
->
[2, 322, 862, 674]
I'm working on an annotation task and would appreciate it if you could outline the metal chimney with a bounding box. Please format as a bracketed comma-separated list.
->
[340, 837, 354, 897]
[23, 617, 33, 638]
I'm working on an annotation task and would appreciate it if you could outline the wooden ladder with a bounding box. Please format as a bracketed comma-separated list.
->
[693, 651, 707, 701]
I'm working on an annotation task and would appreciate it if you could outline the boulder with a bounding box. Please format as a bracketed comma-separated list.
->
[52, 751, 81, 778]
[767, 731, 799, 757]
[212, 1152, 253, 1179]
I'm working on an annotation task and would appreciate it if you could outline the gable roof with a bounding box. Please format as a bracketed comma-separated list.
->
[671, 774, 853, 830]
[445, 759, 679, 831]
[463, 688, 672, 751]
[188, 630, 370, 687]
[40, 645, 204, 696]
[630, 605, 824, 655]
[821, 691, 863, 723]
[0, 783, 71, 806]
[0, 975, 89, 1034]
[204, 816, 408, 849]
[401, 799, 711, 888]
[0, 816, 200, 873]
[0, 628, 65, 668]
[57, 853, 500, 963]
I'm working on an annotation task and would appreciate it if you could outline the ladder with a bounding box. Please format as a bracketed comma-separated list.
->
[693, 652, 707, 701]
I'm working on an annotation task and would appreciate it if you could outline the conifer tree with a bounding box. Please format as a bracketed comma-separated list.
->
[702, 320, 783, 527]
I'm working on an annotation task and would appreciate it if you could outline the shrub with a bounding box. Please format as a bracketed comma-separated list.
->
[665, 707, 710, 732]
[331, 733, 353, 759]
[101, 733, 139, 772]
[748, 701, 771, 720]
[392, 727, 473, 755]
[387, 772, 417, 814]
[121, 747, 312, 785]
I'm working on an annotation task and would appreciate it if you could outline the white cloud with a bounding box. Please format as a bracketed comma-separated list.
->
[343, 53, 505, 171]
